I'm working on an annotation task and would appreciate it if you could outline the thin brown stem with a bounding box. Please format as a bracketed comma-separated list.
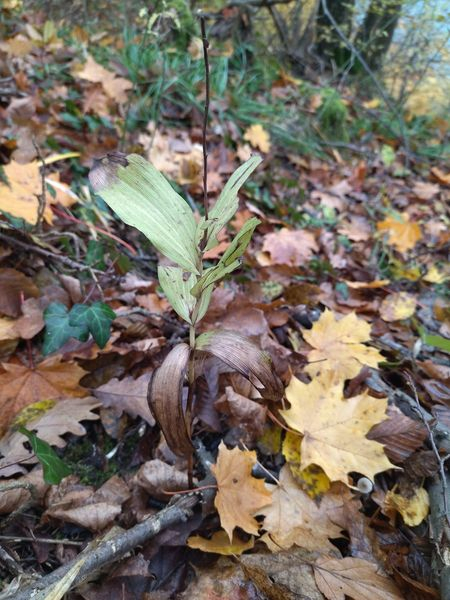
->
[32, 137, 47, 231]
[200, 16, 210, 221]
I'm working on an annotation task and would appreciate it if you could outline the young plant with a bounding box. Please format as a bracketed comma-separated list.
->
[89, 152, 283, 458]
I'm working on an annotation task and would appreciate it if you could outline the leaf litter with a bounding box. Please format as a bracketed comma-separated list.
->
[0, 7, 448, 599]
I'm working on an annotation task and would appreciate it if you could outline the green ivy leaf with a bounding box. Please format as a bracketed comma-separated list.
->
[43, 302, 89, 355]
[18, 427, 71, 484]
[70, 302, 116, 348]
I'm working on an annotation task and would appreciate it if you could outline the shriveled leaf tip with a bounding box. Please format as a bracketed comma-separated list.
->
[89, 152, 129, 193]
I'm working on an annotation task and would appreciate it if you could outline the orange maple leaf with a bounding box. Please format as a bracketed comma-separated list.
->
[377, 212, 422, 253]
[0, 357, 87, 436]
[211, 442, 272, 541]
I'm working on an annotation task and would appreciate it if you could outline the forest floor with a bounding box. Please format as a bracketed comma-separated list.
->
[0, 5, 449, 600]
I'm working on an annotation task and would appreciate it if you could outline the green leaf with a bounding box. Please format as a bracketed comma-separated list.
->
[419, 330, 450, 353]
[70, 302, 116, 349]
[197, 155, 262, 251]
[18, 427, 71, 484]
[158, 267, 213, 325]
[191, 217, 260, 298]
[89, 153, 200, 273]
[43, 302, 89, 355]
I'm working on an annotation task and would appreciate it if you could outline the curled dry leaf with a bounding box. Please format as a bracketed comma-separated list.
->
[93, 373, 154, 426]
[148, 343, 193, 457]
[215, 386, 267, 439]
[281, 372, 395, 484]
[211, 442, 272, 541]
[0, 467, 49, 514]
[187, 530, 254, 555]
[303, 309, 383, 379]
[0, 268, 39, 317]
[313, 556, 403, 600]
[44, 474, 130, 531]
[134, 459, 192, 501]
[195, 330, 283, 401]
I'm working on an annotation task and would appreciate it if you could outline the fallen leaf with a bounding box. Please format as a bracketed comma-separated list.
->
[76, 54, 132, 103]
[187, 530, 254, 555]
[0, 160, 53, 224]
[134, 459, 192, 501]
[384, 486, 429, 526]
[431, 167, 450, 185]
[0, 357, 87, 436]
[313, 556, 403, 600]
[211, 442, 272, 540]
[379, 292, 417, 321]
[261, 229, 318, 267]
[93, 373, 154, 426]
[303, 309, 383, 379]
[377, 213, 422, 253]
[345, 279, 390, 289]
[0, 268, 39, 317]
[412, 181, 440, 200]
[282, 431, 330, 498]
[0, 397, 100, 477]
[243, 124, 271, 153]
[281, 372, 395, 483]
[44, 474, 130, 531]
[258, 465, 341, 552]
[0, 467, 49, 514]
[215, 386, 267, 439]
[0, 298, 44, 341]
[46, 173, 79, 208]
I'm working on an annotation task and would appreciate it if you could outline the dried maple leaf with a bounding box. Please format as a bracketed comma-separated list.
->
[379, 292, 417, 322]
[313, 556, 403, 600]
[281, 372, 395, 484]
[260, 228, 318, 267]
[377, 212, 422, 253]
[303, 309, 383, 379]
[211, 442, 272, 541]
[0, 357, 87, 436]
[257, 465, 342, 552]
[0, 160, 53, 225]
[76, 55, 132, 104]
[187, 530, 254, 555]
[384, 486, 429, 526]
[243, 124, 271, 153]
[0, 298, 44, 341]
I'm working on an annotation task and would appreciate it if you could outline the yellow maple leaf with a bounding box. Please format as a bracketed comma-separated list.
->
[211, 442, 272, 541]
[257, 465, 342, 552]
[282, 431, 330, 498]
[379, 292, 417, 322]
[377, 212, 422, 253]
[243, 124, 271, 153]
[384, 487, 429, 526]
[303, 309, 383, 379]
[281, 372, 395, 484]
[187, 530, 254, 555]
[0, 161, 53, 225]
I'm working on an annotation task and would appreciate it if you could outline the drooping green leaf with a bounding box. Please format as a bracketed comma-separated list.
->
[419, 329, 450, 353]
[70, 302, 116, 348]
[89, 153, 200, 273]
[197, 155, 262, 251]
[18, 426, 71, 484]
[43, 302, 89, 355]
[191, 217, 261, 298]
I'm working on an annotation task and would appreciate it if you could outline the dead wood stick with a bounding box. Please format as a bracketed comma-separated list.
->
[9, 494, 199, 600]
[429, 474, 450, 597]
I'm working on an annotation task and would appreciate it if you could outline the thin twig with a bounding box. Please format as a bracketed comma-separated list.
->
[31, 138, 47, 231]
[0, 232, 103, 274]
[200, 16, 210, 221]
[9, 495, 199, 600]
[405, 372, 450, 528]
[0, 535, 84, 547]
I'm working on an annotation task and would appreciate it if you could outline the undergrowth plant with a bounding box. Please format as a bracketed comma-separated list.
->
[89, 152, 283, 459]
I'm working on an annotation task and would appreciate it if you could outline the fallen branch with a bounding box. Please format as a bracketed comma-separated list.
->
[9, 494, 199, 600]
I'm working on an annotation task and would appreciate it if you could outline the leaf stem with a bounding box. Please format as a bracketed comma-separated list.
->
[200, 15, 210, 221]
